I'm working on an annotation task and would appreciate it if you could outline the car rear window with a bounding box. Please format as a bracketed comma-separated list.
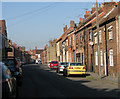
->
[61, 62, 69, 65]
[2, 59, 16, 67]
[70, 63, 83, 66]
[51, 61, 58, 64]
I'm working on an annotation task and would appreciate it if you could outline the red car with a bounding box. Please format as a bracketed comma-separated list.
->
[50, 61, 59, 69]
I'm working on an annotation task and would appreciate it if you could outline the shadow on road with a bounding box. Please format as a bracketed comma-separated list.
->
[18, 64, 119, 98]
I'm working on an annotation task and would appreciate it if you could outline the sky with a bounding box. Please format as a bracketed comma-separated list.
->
[1, 0, 119, 51]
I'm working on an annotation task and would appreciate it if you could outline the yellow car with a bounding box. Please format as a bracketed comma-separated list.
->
[63, 62, 86, 77]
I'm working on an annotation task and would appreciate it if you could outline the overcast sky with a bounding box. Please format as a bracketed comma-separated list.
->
[2, 0, 119, 50]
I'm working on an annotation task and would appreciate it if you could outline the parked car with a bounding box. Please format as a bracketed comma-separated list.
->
[50, 61, 59, 69]
[20, 60, 26, 65]
[2, 58, 23, 86]
[48, 61, 51, 68]
[16, 58, 22, 67]
[1, 62, 17, 98]
[63, 62, 86, 77]
[36, 60, 41, 64]
[56, 62, 69, 73]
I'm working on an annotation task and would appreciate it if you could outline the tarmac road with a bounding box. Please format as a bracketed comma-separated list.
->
[17, 64, 119, 98]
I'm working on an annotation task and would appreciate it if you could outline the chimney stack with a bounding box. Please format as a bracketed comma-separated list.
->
[35, 46, 37, 50]
[64, 25, 67, 32]
[102, 2, 116, 13]
[70, 20, 75, 27]
[84, 11, 90, 19]
[91, 3, 96, 14]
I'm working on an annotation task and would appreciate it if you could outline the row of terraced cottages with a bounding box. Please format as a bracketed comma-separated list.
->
[56, 2, 120, 77]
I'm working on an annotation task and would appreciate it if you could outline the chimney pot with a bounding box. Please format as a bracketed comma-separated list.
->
[85, 11, 87, 14]
[99, 4, 101, 7]
[83, 18, 84, 21]
[93, 3, 95, 7]
[80, 18, 82, 21]
[88, 11, 90, 14]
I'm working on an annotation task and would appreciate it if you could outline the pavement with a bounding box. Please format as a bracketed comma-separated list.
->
[87, 72, 119, 86]
[42, 64, 119, 86]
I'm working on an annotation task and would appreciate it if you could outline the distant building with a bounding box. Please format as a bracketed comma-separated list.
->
[47, 39, 57, 63]
[0, 20, 8, 58]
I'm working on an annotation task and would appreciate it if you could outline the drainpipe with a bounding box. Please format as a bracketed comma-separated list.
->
[104, 25, 108, 76]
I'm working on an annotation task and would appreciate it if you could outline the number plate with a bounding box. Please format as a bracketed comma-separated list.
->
[75, 67, 81, 69]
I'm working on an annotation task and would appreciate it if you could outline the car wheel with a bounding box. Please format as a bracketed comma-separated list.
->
[83, 74, 86, 77]
[56, 69, 58, 73]
[66, 71, 69, 77]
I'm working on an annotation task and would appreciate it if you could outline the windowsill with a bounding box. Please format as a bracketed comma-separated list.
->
[110, 65, 114, 66]
[109, 39, 113, 40]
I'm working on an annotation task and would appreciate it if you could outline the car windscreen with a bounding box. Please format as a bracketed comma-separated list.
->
[70, 63, 83, 66]
[2, 59, 16, 67]
[51, 61, 58, 64]
[61, 62, 69, 65]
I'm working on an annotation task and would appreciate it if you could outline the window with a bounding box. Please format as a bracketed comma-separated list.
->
[109, 49, 114, 66]
[95, 52, 98, 66]
[89, 30, 91, 40]
[66, 39, 68, 46]
[76, 35, 78, 44]
[100, 51, 103, 66]
[69, 36, 71, 45]
[0, 27, 1, 30]
[73, 35, 75, 46]
[99, 30, 102, 43]
[108, 25, 113, 40]
[95, 36, 97, 44]
[80, 34, 82, 42]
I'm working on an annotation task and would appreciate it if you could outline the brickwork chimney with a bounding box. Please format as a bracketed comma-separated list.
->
[91, 3, 96, 14]
[70, 20, 75, 27]
[13, 43, 17, 48]
[84, 11, 90, 19]
[35, 46, 37, 50]
[64, 25, 67, 32]
[102, 2, 116, 13]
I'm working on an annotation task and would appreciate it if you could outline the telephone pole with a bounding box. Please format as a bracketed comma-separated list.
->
[96, 0, 101, 78]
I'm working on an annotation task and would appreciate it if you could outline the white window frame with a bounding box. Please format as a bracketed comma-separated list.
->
[69, 36, 71, 45]
[95, 52, 98, 66]
[108, 25, 113, 40]
[100, 51, 103, 66]
[95, 36, 97, 44]
[73, 35, 75, 46]
[89, 30, 91, 40]
[99, 30, 102, 43]
[66, 39, 68, 46]
[109, 49, 114, 66]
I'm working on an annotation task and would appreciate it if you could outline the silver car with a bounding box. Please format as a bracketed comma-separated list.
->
[56, 62, 69, 73]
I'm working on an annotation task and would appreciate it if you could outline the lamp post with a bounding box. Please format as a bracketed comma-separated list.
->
[96, 0, 101, 78]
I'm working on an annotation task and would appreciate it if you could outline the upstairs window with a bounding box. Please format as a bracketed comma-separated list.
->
[108, 25, 113, 40]
[99, 30, 102, 43]
[73, 35, 75, 46]
[76, 35, 78, 45]
[69, 36, 71, 45]
[66, 39, 68, 46]
[89, 30, 91, 40]
[80, 34, 82, 42]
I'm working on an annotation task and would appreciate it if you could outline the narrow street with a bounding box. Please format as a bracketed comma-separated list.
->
[18, 64, 118, 98]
